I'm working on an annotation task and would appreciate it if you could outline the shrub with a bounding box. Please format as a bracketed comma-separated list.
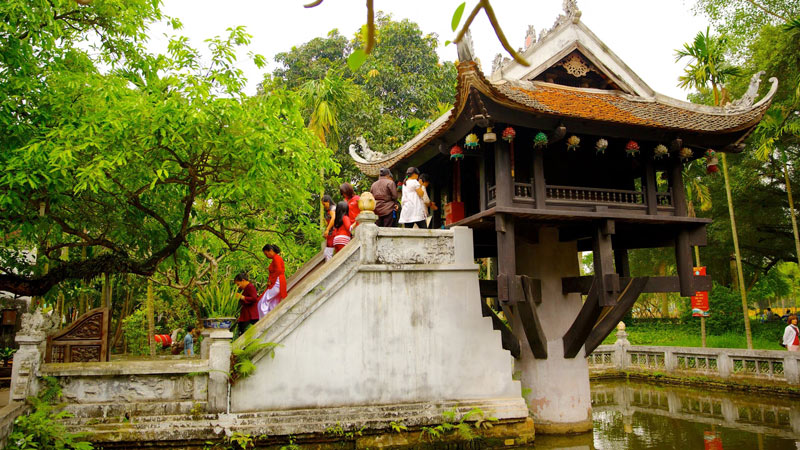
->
[7, 377, 93, 450]
[121, 308, 149, 356]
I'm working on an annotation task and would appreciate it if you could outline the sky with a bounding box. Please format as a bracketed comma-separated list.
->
[146, 0, 710, 100]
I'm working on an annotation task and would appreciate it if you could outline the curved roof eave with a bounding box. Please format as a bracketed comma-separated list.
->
[352, 62, 778, 177]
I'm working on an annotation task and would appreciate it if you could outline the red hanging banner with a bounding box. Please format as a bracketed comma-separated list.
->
[692, 266, 709, 317]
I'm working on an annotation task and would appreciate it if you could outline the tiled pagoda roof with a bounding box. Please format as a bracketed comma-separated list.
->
[352, 61, 777, 177]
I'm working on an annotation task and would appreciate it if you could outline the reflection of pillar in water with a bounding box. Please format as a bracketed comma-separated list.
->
[623, 411, 633, 434]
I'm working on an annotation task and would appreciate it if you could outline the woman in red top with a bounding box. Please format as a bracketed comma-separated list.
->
[340, 182, 360, 224]
[329, 200, 352, 254]
[258, 244, 288, 318]
[234, 272, 259, 334]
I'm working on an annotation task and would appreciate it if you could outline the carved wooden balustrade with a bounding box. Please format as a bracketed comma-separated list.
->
[45, 307, 110, 363]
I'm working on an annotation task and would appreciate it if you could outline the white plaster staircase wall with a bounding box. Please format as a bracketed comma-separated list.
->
[230, 226, 526, 421]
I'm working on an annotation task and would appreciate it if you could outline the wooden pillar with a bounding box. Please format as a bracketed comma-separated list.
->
[669, 158, 687, 216]
[479, 149, 487, 210]
[496, 213, 517, 305]
[533, 147, 546, 209]
[614, 248, 630, 278]
[593, 220, 618, 307]
[675, 229, 694, 297]
[494, 139, 512, 207]
[494, 138, 517, 304]
[643, 156, 658, 215]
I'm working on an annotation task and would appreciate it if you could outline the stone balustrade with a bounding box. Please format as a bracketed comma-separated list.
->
[589, 327, 800, 385]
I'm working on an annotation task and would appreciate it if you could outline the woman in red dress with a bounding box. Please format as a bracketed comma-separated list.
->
[258, 244, 288, 318]
[329, 200, 352, 254]
[340, 182, 360, 224]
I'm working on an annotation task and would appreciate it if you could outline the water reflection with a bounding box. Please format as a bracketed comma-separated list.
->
[530, 379, 800, 450]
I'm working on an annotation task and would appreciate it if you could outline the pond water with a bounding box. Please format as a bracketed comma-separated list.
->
[533, 379, 800, 450]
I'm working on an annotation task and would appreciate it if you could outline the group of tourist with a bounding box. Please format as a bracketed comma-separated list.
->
[228, 168, 436, 334]
[233, 244, 287, 334]
[370, 166, 437, 230]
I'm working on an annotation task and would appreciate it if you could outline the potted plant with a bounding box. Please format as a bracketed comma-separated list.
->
[0, 347, 15, 366]
[196, 274, 241, 330]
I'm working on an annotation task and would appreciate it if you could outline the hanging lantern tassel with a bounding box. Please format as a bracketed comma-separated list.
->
[533, 132, 548, 149]
[510, 139, 515, 178]
[503, 126, 517, 178]
[705, 149, 719, 174]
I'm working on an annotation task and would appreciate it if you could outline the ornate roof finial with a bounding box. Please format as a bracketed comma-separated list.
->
[563, 0, 582, 23]
[491, 53, 504, 74]
[524, 25, 537, 50]
[728, 71, 765, 109]
[456, 29, 476, 62]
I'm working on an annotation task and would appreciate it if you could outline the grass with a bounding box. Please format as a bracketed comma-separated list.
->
[601, 320, 785, 350]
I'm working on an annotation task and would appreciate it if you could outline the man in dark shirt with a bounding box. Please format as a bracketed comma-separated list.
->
[370, 168, 398, 227]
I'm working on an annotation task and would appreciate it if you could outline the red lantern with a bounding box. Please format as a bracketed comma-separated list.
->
[502, 126, 516, 142]
[450, 145, 464, 160]
[625, 140, 640, 156]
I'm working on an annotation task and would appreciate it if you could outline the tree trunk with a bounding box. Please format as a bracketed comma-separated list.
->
[721, 153, 753, 349]
[111, 275, 132, 350]
[147, 279, 156, 357]
[784, 162, 800, 267]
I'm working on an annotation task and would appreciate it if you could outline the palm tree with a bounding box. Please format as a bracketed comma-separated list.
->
[755, 87, 800, 268]
[676, 28, 753, 349]
[299, 71, 358, 230]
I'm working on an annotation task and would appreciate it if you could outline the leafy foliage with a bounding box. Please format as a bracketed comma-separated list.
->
[270, 14, 456, 190]
[230, 334, 276, 383]
[7, 377, 93, 450]
[121, 308, 149, 356]
[196, 272, 240, 318]
[0, 5, 334, 297]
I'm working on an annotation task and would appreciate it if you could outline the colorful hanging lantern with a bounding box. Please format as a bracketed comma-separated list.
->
[625, 140, 640, 156]
[705, 149, 719, 173]
[595, 138, 608, 155]
[464, 133, 479, 148]
[653, 144, 668, 159]
[679, 147, 694, 160]
[502, 126, 516, 142]
[566, 135, 580, 151]
[483, 127, 497, 143]
[533, 132, 548, 149]
[450, 145, 464, 160]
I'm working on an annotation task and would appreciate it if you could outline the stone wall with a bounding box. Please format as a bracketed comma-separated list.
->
[231, 224, 527, 422]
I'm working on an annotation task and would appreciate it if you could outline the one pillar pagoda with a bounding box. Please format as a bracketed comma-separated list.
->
[351, 2, 776, 434]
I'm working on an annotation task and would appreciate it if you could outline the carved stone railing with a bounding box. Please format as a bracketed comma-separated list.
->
[45, 308, 110, 363]
[546, 185, 645, 208]
[589, 341, 800, 385]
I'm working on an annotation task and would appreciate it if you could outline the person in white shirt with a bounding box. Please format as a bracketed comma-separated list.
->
[398, 167, 426, 228]
[419, 173, 438, 229]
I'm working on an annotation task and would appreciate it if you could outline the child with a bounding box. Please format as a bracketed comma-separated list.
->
[184, 325, 196, 356]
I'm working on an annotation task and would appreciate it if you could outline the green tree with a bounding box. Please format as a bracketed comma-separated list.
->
[0, 10, 334, 296]
[676, 28, 753, 348]
[270, 14, 457, 190]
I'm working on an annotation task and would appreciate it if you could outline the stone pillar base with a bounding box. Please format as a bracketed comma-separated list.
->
[533, 417, 593, 435]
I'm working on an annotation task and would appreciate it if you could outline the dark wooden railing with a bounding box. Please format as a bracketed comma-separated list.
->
[485, 183, 674, 212]
[45, 307, 110, 363]
[546, 185, 644, 207]
[656, 190, 674, 208]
